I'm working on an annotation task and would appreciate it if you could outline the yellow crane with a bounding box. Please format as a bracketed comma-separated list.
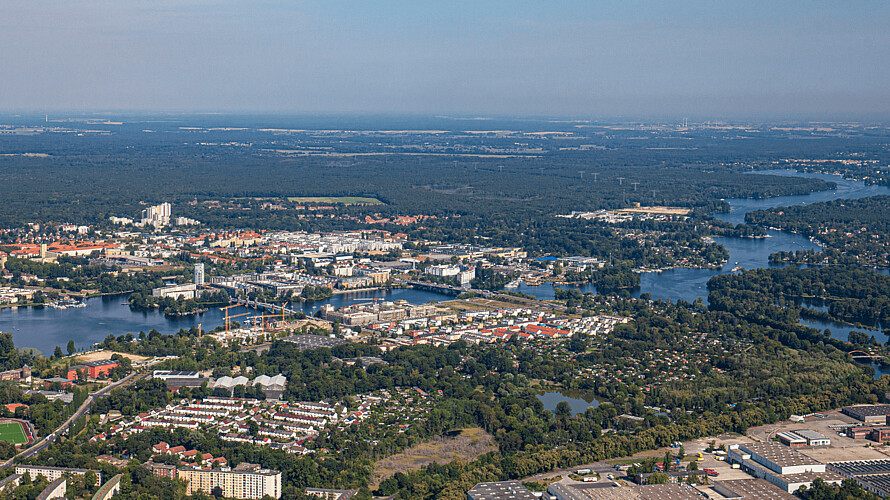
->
[219, 304, 250, 333]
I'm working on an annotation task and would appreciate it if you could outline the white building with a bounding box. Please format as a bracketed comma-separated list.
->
[194, 263, 205, 286]
[140, 202, 172, 227]
[16, 465, 101, 485]
[152, 283, 197, 299]
[178, 466, 282, 499]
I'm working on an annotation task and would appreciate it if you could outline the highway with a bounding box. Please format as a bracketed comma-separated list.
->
[1, 368, 149, 467]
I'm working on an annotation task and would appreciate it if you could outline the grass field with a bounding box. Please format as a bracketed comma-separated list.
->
[0, 422, 29, 445]
[287, 196, 383, 205]
[371, 427, 497, 488]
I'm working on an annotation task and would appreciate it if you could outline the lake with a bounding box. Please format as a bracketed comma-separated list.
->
[537, 390, 600, 416]
[0, 287, 451, 355]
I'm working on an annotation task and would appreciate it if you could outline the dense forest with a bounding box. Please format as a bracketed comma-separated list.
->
[749, 196, 890, 267]
[0, 121, 840, 237]
[708, 266, 890, 328]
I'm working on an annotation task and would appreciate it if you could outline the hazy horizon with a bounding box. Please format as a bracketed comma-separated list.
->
[2, 1, 889, 119]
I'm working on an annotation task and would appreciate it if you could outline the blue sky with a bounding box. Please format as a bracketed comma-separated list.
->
[1, 1, 888, 118]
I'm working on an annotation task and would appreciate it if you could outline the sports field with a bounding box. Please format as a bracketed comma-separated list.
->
[0, 422, 29, 445]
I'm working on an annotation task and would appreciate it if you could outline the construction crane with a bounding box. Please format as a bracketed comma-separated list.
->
[258, 302, 292, 330]
[220, 305, 250, 333]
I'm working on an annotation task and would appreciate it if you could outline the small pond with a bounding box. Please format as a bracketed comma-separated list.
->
[537, 390, 600, 416]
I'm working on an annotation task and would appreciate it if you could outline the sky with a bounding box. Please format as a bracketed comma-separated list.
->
[1, 1, 889, 119]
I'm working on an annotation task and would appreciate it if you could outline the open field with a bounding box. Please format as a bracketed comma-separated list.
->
[616, 206, 692, 215]
[371, 427, 497, 488]
[75, 350, 149, 363]
[0, 422, 29, 445]
[286, 196, 383, 205]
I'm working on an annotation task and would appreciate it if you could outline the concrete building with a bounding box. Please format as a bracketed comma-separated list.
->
[713, 479, 798, 499]
[152, 283, 197, 299]
[36, 477, 67, 500]
[195, 263, 205, 286]
[16, 465, 101, 485]
[731, 442, 825, 475]
[0, 473, 22, 494]
[178, 466, 282, 499]
[777, 431, 806, 448]
[467, 481, 536, 500]
[829, 460, 890, 497]
[727, 443, 842, 492]
[842, 404, 890, 424]
[91, 474, 123, 500]
[67, 360, 118, 380]
[793, 429, 831, 446]
[140, 202, 171, 227]
[427, 264, 461, 278]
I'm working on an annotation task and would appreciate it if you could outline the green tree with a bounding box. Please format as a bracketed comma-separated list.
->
[67, 340, 76, 355]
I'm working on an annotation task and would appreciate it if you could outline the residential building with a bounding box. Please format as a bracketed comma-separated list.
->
[91, 474, 123, 500]
[16, 465, 101, 485]
[36, 477, 66, 500]
[195, 263, 205, 285]
[178, 466, 282, 499]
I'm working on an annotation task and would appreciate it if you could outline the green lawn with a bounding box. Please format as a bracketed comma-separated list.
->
[0, 422, 28, 444]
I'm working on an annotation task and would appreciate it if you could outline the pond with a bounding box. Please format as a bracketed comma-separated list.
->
[537, 390, 600, 416]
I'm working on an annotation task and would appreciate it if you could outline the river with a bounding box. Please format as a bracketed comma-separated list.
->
[4, 170, 890, 357]
[517, 170, 890, 306]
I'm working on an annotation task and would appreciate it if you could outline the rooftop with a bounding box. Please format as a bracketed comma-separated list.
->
[792, 429, 829, 441]
[467, 481, 537, 500]
[714, 479, 797, 499]
[739, 442, 823, 468]
[852, 474, 890, 496]
[830, 459, 890, 477]
[843, 404, 890, 417]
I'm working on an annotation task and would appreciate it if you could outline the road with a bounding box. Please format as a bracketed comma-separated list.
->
[1, 369, 150, 467]
[522, 461, 622, 483]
